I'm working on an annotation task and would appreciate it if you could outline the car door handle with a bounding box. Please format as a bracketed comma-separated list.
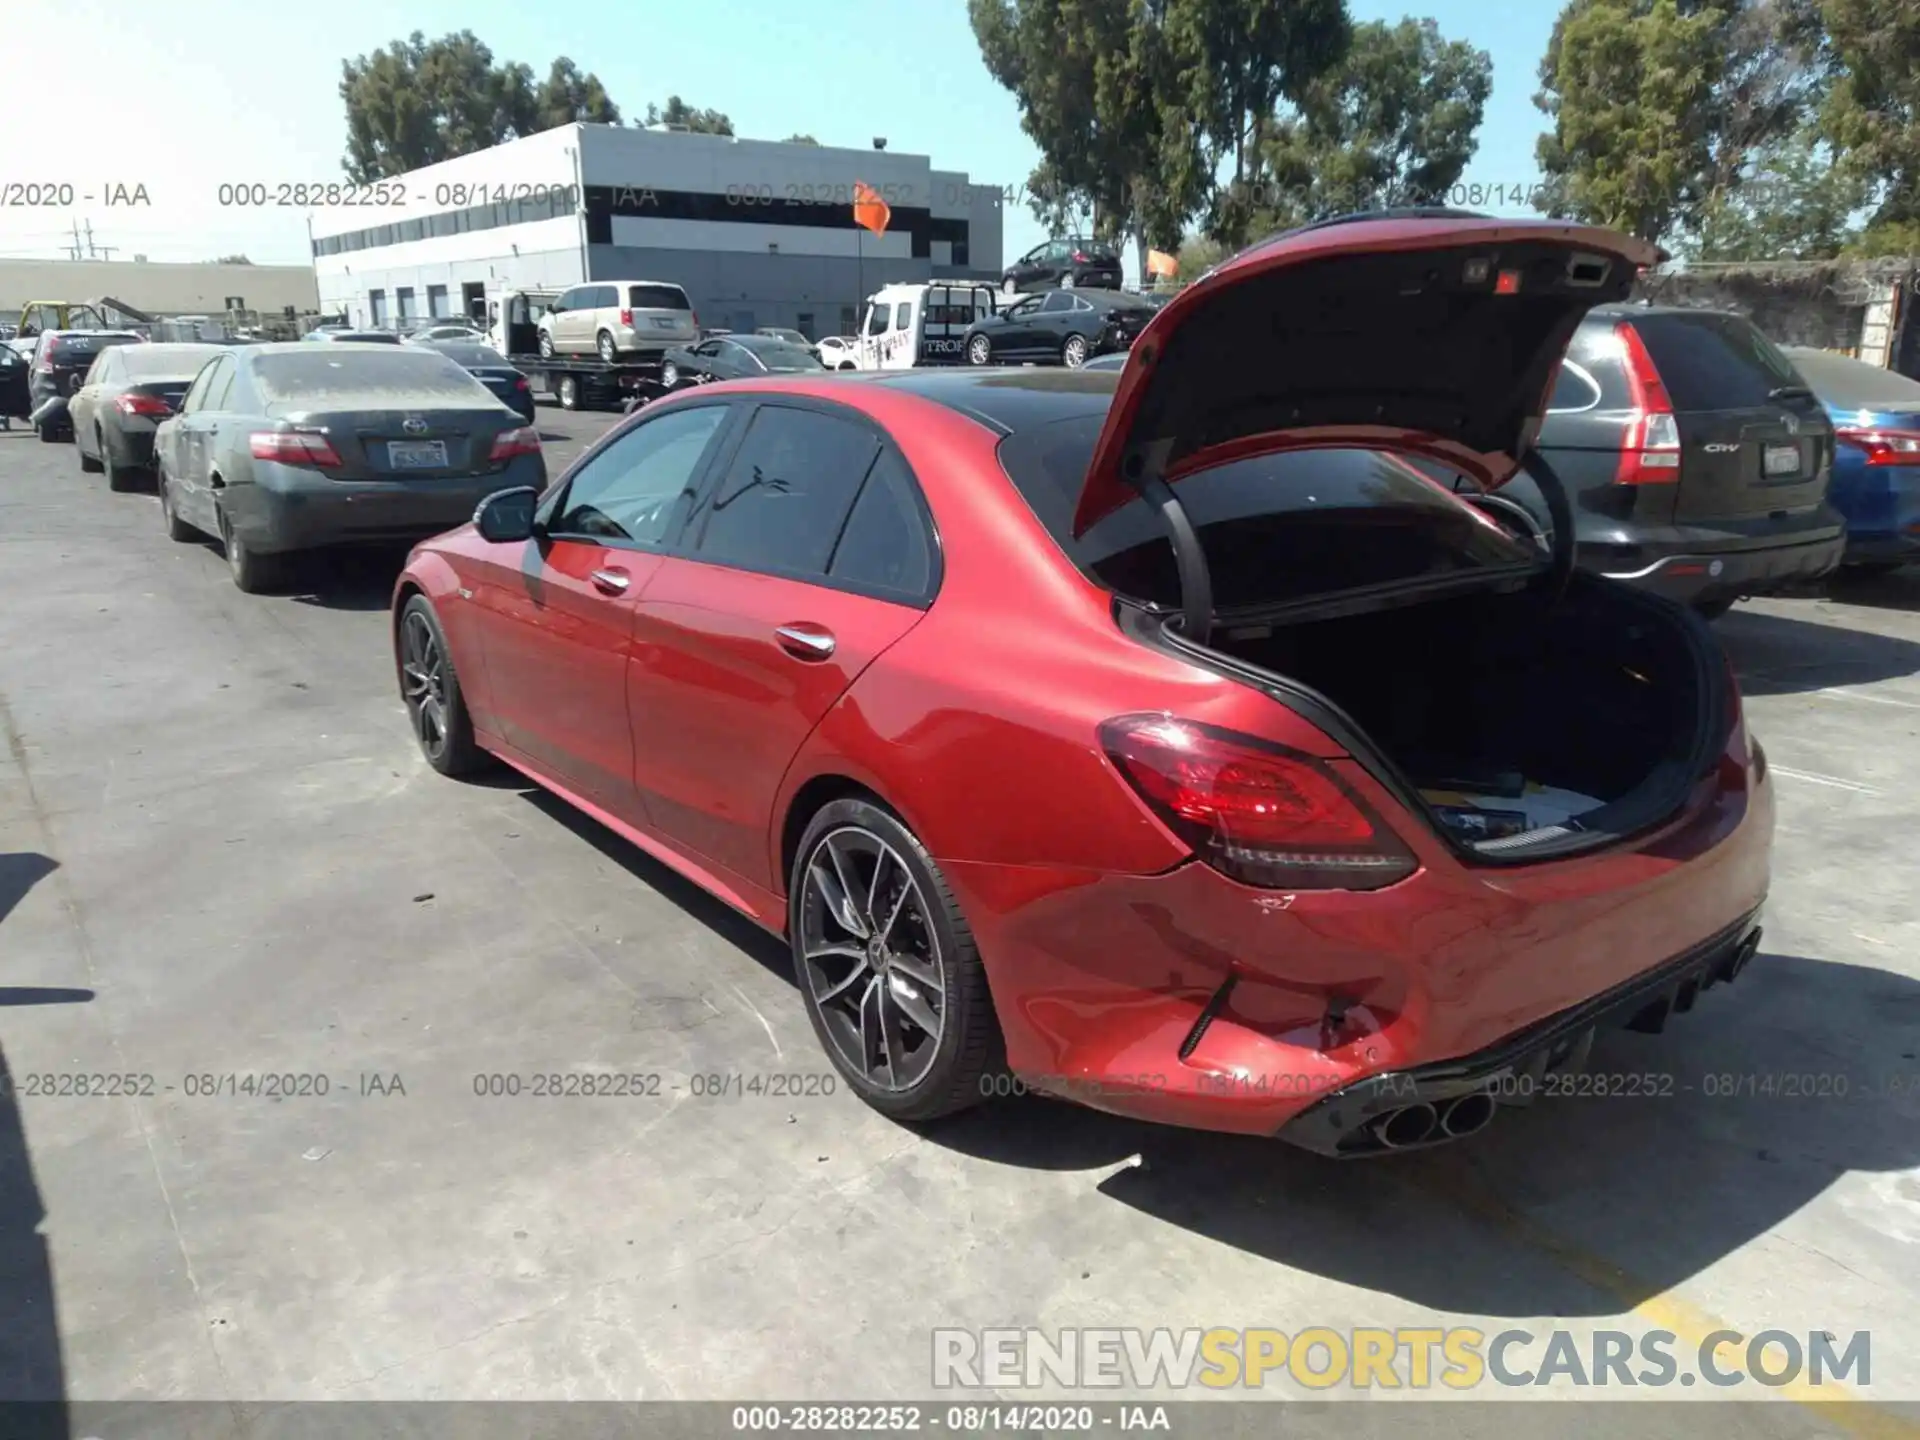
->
[590, 567, 631, 594]
[775, 624, 836, 660]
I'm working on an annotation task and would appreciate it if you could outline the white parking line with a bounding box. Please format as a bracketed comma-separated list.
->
[1810, 686, 1920, 710]
[1769, 764, 1884, 795]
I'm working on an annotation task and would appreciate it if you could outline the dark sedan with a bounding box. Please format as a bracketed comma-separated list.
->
[152, 343, 546, 593]
[29, 331, 145, 440]
[659, 334, 825, 392]
[423, 341, 536, 425]
[963, 290, 1155, 368]
[70, 342, 228, 490]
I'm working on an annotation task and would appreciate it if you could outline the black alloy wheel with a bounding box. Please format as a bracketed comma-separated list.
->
[399, 596, 485, 776]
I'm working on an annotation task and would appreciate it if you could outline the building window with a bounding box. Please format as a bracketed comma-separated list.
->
[396, 287, 415, 322]
[369, 290, 388, 327]
[797, 312, 815, 341]
[951, 241, 969, 268]
[840, 306, 857, 336]
[427, 284, 449, 319]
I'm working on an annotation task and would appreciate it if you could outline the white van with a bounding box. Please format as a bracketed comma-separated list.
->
[852, 282, 998, 370]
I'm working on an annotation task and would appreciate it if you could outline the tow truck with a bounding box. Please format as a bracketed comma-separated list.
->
[488, 288, 668, 411]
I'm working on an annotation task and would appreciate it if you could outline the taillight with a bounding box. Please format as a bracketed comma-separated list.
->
[514, 376, 530, 390]
[1834, 426, 1920, 466]
[619, 308, 633, 326]
[1100, 715, 1416, 890]
[488, 425, 541, 461]
[1614, 321, 1680, 484]
[249, 431, 341, 467]
[115, 393, 171, 417]
[690, 310, 700, 331]
[1072, 250, 1088, 263]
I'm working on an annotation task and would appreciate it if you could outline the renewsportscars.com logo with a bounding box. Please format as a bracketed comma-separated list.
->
[931, 1326, 1871, 1391]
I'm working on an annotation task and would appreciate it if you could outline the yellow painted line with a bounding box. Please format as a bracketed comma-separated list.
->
[1416, 1156, 1919, 1437]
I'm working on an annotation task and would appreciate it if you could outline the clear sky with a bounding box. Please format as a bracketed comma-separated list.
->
[0, 0, 1561, 270]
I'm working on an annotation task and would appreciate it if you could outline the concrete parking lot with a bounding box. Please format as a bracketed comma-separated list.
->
[1, 402, 1918, 1427]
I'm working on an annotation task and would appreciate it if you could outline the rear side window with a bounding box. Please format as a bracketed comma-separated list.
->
[1627, 312, 1800, 410]
[997, 416, 1535, 610]
[828, 449, 935, 600]
[694, 406, 880, 577]
[629, 284, 690, 311]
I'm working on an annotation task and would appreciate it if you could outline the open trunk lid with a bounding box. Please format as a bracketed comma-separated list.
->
[1072, 214, 1663, 538]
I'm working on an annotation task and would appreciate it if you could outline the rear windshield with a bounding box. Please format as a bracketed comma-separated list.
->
[433, 344, 513, 368]
[1628, 312, 1801, 410]
[51, 334, 140, 361]
[998, 415, 1536, 610]
[124, 346, 225, 379]
[253, 349, 491, 404]
[628, 284, 690, 311]
[749, 342, 823, 371]
[1783, 348, 1920, 410]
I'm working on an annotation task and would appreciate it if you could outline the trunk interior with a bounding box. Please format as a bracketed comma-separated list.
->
[1192, 575, 1718, 857]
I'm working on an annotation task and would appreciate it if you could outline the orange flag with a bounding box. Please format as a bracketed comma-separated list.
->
[853, 181, 892, 236]
[1146, 248, 1179, 278]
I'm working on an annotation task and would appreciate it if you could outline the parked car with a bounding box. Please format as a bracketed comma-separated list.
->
[537, 281, 698, 362]
[1001, 236, 1123, 294]
[659, 334, 826, 391]
[153, 342, 544, 593]
[1510, 305, 1844, 618]
[755, 327, 811, 347]
[1779, 345, 1920, 573]
[963, 289, 1155, 368]
[405, 322, 486, 345]
[390, 214, 1770, 1154]
[816, 336, 857, 370]
[307, 329, 402, 345]
[68, 342, 227, 490]
[422, 340, 537, 425]
[27, 331, 145, 441]
[0, 343, 28, 429]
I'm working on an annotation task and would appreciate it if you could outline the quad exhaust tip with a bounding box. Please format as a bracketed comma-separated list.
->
[1375, 1102, 1439, 1149]
[1439, 1091, 1496, 1138]
[1373, 1092, 1497, 1150]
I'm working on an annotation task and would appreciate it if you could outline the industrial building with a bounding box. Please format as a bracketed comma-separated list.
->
[308, 123, 1006, 340]
[0, 258, 318, 321]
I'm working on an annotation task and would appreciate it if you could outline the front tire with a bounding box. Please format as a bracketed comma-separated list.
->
[597, 330, 618, 363]
[157, 466, 194, 541]
[1061, 334, 1088, 368]
[966, 334, 992, 366]
[790, 799, 1003, 1123]
[399, 595, 486, 777]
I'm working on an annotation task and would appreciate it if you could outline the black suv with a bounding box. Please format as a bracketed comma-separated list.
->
[1513, 304, 1845, 616]
[1001, 237, 1123, 294]
[28, 330, 145, 441]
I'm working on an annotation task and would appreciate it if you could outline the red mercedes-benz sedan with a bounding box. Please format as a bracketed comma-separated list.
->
[391, 214, 1773, 1156]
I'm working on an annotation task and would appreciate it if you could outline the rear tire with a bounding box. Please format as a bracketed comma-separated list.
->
[966, 335, 992, 366]
[79, 430, 103, 473]
[220, 510, 283, 594]
[102, 431, 135, 492]
[1844, 560, 1906, 577]
[1061, 334, 1088, 368]
[1002, 276, 1018, 295]
[1060, 272, 1076, 289]
[557, 374, 580, 410]
[537, 330, 554, 359]
[399, 595, 487, 777]
[789, 798, 1004, 1124]
[37, 424, 58, 444]
[660, 360, 680, 390]
[597, 330, 618, 363]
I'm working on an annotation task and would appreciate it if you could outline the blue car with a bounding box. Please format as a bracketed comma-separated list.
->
[1782, 346, 1920, 571]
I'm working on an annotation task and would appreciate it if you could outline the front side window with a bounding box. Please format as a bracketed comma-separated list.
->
[550, 405, 730, 545]
[693, 406, 880, 577]
[865, 305, 889, 337]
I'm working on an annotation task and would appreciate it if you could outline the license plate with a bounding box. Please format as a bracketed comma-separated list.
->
[1764, 442, 1801, 477]
[652, 317, 680, 329]
[387, 439, 447, 469]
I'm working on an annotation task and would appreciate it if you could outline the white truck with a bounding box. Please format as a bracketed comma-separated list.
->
[851, 282, 998, 370]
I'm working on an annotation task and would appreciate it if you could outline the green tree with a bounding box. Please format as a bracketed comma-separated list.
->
[1533, 0, 1727, 242]
[642, 96, 736, 134]
[1819, 0, 1920, 228]
[785, 134, 821, 145]
[1161, 0, 1352, 246]
[339, 31, 624, 181]
[1255, 18, 1492, 228]
[1692, 126, 1867, 257]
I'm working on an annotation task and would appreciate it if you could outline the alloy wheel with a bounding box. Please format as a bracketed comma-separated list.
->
[1063, 335, 1087, 368]
[798, 826, 946, 1093]
[538, 331, 554, 359]
[401, 610, 450, 758]
[967, 336, 991, 366]
[598, 331, 617, 363]
[1003, 276, 1018, 295]
[661, 361, 679, 389]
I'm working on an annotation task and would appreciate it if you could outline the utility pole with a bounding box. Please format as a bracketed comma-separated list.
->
[69, 219, 84, 260]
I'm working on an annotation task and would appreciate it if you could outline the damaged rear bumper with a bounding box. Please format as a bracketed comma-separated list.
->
[1276, 913, 1763, 1157]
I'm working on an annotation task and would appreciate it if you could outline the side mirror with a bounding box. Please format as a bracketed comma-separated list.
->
[545, 303, 560, 316]
[474, 486, 540, 544]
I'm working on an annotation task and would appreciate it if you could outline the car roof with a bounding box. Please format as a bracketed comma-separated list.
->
[854, 367, 1118, 435]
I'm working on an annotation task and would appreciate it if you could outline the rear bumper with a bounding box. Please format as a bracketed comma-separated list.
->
[1276, 915, 1762, 1156]
[1595, 531, 1845, 602]
[229, 459, 546, 553]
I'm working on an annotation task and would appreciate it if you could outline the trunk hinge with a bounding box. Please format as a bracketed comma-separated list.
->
[1126, 467, 1214, 645]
